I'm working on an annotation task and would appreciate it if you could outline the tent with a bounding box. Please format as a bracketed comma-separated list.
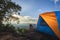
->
[37, 11, 60, 39]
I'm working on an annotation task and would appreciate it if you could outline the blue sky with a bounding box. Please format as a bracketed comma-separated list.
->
[12, 0, 60, 18]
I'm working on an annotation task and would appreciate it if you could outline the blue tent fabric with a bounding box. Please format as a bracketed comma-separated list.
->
[54, 11, 60, 30]
[37, 11, 60, 38]
[37, 16, 56, 37]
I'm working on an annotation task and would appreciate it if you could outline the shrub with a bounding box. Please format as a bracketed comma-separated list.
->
[0, 24, 16, 33]
[17, 28, 29, 35]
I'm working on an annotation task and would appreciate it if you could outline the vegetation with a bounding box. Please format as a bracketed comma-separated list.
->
[0, 23, 29, 35]
[0, 0, 23, 38]
[0, 24, 16, 33]
[0, 0, 29, 35]
[0, 0, 21, 25]
[17, 28, 29, 35]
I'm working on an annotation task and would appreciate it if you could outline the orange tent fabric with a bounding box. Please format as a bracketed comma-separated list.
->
[39, 12, 60, 39]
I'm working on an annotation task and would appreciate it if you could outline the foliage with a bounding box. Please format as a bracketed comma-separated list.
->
[0, 0, 21, 25]
[0, 0, 21, 33]
[0, 23, 29, 36]
[0, 24, 16, 33]
[17, 28, 29, 35]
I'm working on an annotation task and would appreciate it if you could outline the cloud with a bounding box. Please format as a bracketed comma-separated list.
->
[16, 16, 37, 28]
[54, 0, 59, 4]
[51, 0, 59, 4]
[12, 15, 37, 28]
[38, 9, 42, 12]
[5, 14, 37, 24]
[53, 0, 60, 9]
[3, 14, 37, 28]
[20, 16, 38, 24]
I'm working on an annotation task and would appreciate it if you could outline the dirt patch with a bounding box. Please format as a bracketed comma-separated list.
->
[0, 31, 59, 40]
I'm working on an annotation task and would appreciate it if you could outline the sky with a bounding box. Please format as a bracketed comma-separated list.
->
[12, 0, 60, 18]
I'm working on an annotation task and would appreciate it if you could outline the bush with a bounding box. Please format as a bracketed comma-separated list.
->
[0, 24, 16, 33]
[17, 28, 29, 35]
[0, 24, 29, 36]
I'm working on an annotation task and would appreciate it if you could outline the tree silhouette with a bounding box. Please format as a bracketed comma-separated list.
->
[0, 0, 21, 25]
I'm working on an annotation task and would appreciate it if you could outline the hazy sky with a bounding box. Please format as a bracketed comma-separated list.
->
[12, 0, 60, 18]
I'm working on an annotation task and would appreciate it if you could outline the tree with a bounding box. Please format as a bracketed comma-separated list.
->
[0, 0, 21, 25]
